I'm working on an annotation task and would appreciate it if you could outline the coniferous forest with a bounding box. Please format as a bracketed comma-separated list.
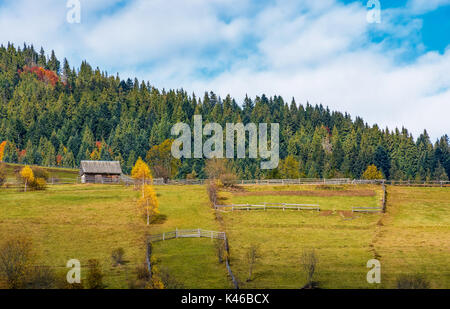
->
[0, 43, 449, 180]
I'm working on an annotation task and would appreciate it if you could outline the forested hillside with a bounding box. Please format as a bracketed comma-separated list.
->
[0, 43, 448, 180]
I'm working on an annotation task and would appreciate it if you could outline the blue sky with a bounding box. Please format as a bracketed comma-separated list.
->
[0, 0, 449, 140]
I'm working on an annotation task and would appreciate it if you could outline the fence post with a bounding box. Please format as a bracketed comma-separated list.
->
[176, 228, 178, 239]
[163, 232, 165, 241]
[146, 240, 152, 278]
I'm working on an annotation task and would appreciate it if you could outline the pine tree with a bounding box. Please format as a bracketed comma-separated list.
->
[374, 145, 390, 179]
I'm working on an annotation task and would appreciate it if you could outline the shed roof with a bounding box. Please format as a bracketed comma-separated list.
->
[80, 161, 122, 175]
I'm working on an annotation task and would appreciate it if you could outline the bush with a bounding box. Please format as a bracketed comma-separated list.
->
[397, 274, 430, 289]
[137, 265, 151, 281]
[185, 170, 197, 180]
[56, 276, 84, 289]
[246, 245, 260, 282]
[207, 181, 218, 206]
[26, 266, 56, 289]
[300, 249, 319, 289]
[146, 265, 164, 289]
[205, 159, 227, 180]
[0, 237, 33, 289]
[111, 248, 125, 266]
[214, 239, 226, 264]
[29, 178, 47, 191]
[128, 264, 151, 289]
[159, 267, 183, 289]
[31, 167, 49, 181]
[220, 172, 237, 187]
[86, 259, 104, 289]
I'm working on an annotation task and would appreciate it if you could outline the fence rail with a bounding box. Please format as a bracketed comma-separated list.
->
[152, 178, 450, 186]
[352, 207, 383, 213]
[385, 180, 449, 187]
[3, 176, 448, 188]
[46, 178, 450, 187]
[148, 228, 226, 242]
[214, 203, 320, 212]
[155, 178, 354, 186]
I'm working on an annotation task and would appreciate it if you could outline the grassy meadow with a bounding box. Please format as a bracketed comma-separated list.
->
[1, 163, 79, 183]
[216, 184, 449, 288]
[0, 180, 448, 289]
[373, 186, 450, 288]
[147, 185, 231, 288]
[222, 184, 383, 211]
[218, 184, 383, 288]
[0, 183, 230, 289]
[0, 184, 144, 288]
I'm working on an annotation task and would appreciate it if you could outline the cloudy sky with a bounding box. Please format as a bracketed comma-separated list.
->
[0, 0, 449, 140]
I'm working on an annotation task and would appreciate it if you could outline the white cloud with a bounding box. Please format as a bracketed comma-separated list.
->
[407, 0, 450, 14]
[0, 0, 448, 140]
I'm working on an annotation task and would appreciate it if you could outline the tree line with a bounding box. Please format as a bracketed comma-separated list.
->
[0, 43, 448, 181]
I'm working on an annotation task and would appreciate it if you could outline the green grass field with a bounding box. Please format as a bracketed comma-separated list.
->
[221, 184, 383, 211]
[147, 185, 231, 288]
[373, 186, 450, 288]
[219, 184, 383, 288]
[0, 184, 230, 289]
[1, 163, 79, 182]
[0, 184, 144, 288]
[0, 182, 448, 289]
[217, 184, 449, 288]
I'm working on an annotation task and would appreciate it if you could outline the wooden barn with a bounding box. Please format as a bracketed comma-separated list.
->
[79, 161, 123, 184]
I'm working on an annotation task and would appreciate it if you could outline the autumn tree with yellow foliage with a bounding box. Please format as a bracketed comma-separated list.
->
[131, 157, 153, 187]
[139, 184, 159, 226]
[279, 155, 302, 179]
[20, 166, 34, 192]
[145, 139, 180, 182]
[0, 141, 6, 162]
[362, 164, 384, 180]
[131, 158, 159, 225]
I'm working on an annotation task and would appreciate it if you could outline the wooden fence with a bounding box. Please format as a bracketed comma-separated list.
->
[148, 228, 226, 242]
[352, 207, 383, 213]
[214, 203, 320, 212]
[147, 228, 238, 289]
[153, 178, 450, 187]
[121, 178, 450, 187]
[385, 180, 449, 187]
[153, 178, 353, 186]
[4, 175, 448, 188]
